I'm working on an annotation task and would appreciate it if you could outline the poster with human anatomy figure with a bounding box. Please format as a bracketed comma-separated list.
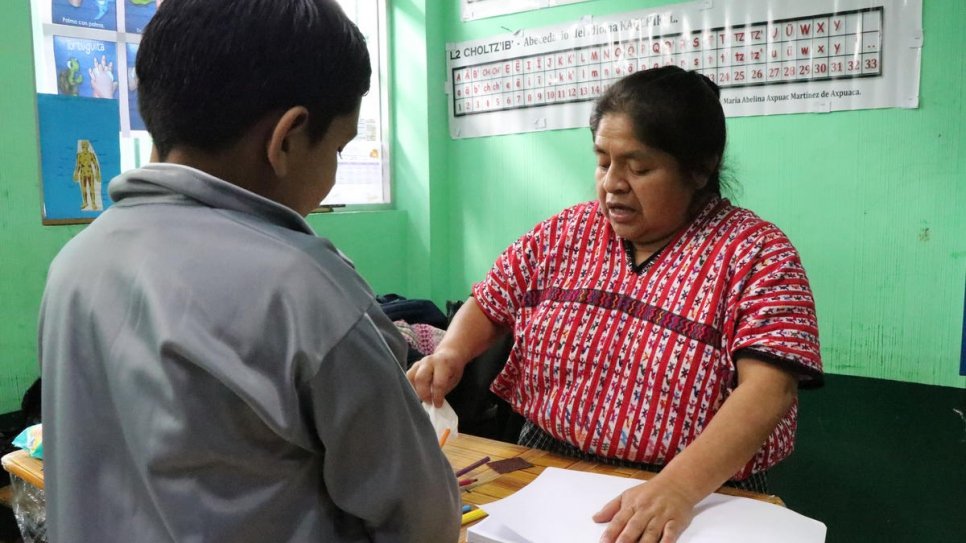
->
[37, 94, 121, 224]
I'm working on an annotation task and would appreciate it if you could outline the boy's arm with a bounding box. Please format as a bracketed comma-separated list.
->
[307, 307, 460, 543]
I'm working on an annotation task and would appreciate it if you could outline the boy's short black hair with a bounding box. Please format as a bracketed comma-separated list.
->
[137, 0, 371, 159]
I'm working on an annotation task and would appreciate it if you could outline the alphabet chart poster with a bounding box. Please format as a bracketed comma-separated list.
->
[446, 0, 922, 139]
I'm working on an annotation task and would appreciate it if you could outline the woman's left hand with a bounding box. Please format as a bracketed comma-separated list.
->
[593, 476, 698, 543]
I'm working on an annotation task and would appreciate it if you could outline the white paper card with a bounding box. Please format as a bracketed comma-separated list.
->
[468, 467, 826, 543]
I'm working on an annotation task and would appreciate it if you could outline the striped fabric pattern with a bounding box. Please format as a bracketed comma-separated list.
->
[473, 198, 822, 479]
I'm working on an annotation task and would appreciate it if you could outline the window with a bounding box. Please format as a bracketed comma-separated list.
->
[326, 0, 390, 206]
[29, 0, 389, 208]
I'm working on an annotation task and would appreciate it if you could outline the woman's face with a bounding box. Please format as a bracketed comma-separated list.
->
[594, 113, 703, 254]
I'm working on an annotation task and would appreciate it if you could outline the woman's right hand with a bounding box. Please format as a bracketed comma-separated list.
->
[406, 348, 467, 407]
[406, 296, 506, 407]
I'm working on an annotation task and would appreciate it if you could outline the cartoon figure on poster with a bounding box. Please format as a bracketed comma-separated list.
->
[57, 57, 83, 96]
[51, 0, 118, 31]
[54, 37, 118, 100]
[126, 0, 164, 35]
[73, 139, 103, 210]
[127, 42, 146, 131]
[36, 94, 121, 223]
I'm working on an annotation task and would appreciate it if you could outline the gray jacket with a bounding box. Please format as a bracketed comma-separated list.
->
[40, 163, 459, 542]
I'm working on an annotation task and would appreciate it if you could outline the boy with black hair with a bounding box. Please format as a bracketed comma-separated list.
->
[39, 1, 460, 541]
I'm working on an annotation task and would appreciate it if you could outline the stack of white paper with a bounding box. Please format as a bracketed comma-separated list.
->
[467, 467, 826, 543]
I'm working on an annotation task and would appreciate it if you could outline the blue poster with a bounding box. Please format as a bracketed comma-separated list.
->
[37, 94, 121, 223]
[53, 36, 118, 100]
[125, 0, 160, 34]
[51, 0, 117, 31]
[126, 42, 145, 131]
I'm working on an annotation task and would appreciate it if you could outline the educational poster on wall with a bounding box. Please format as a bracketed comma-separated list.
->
[32, 0, 387, 206]
[446, 0, 922, 139]
[125, 0, 161, 34]
[53, 36, 119, 99]
[36, 0, 156, 137]
[51, 0, 118, 31]
[462, 0, 592, 22]
[37, 94, 121, 224]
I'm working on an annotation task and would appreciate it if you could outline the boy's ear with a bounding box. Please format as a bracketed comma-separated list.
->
[266, 106, 311, 178]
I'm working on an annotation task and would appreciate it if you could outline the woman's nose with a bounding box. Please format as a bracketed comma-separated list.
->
[600, 166, 628, 193]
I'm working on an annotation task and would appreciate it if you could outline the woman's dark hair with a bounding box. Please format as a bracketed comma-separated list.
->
[137, 0, 371, 159]
[590, 65, 727, 197]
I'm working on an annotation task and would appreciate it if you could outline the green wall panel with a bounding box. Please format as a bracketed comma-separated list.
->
[390, 0, 434, 300]
[307, 210, 408, 295]
[0, 0, 67, 413]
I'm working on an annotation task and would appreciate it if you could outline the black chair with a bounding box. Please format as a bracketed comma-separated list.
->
[445, 334, 523, 443]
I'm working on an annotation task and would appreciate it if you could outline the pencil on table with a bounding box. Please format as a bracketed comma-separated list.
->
[458, 477, 477, 487]
[438, 428, 451, 447]
[454, 455, 490, 477]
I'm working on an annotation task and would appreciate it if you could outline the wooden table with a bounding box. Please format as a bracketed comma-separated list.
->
[444, 433, 783, 543]
[1, 449, 46, 543]
[1, 436, 785, 543]
[1, 449, 44, 490]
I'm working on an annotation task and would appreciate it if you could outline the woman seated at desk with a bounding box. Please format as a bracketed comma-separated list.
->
[408, 66, 823, 543]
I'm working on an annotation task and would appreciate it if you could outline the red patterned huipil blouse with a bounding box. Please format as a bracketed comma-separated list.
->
[473, 198, 822, 479]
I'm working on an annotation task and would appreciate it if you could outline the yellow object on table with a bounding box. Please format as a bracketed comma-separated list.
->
[461, 507, 488, 526]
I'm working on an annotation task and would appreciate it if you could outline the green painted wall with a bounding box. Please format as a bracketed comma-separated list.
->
[433, 0, 966, 389]
[389, 0, 454, 303]
[306, 210, 408, 294]
[0, 1, 66, 413]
